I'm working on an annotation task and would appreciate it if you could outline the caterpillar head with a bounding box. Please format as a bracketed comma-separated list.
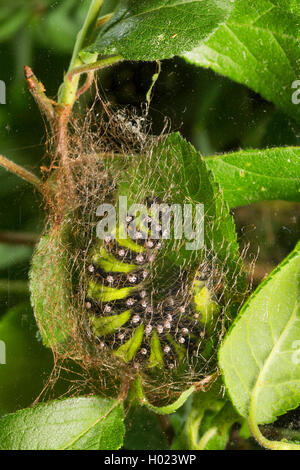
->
[30, 130, 246, 406]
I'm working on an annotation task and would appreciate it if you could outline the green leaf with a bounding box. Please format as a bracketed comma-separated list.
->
[30, 133, 244, 394]
[205, 146, 300, 208]
[88, 0, 233, 60]
[0, 396, 125, 450]
[183, 0, 300, 124]
[219, 241, 300, 426]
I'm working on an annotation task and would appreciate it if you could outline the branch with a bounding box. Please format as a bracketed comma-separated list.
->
[68, 0, 104, 72]
[76, 71, 95, 100]
[0, 280, 29, 295]
[24, 65, 56, 125]
[0, 154, 43, 193]
[0, 231, 39, 246]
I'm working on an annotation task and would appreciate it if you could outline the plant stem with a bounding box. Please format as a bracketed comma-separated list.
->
[249, 412, 300, 450]
[23, 0, 122, 174]
[24, 65, 55, 127]
[0, 231, 39, 246]
[67, 55, 123, 81]
[59, 398, 123, 451]
[0, 280, 29, 295]
[54, 0, 122, 171]
[71, 0, 104, 71]
[197, 427, 217, 450]
[58, 0, 104, 107]
[146, 60, 161, 110]
[0, 154, 43, 193]
[76, 71, 95, 100]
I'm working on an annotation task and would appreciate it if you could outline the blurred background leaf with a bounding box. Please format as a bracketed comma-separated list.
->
[0, 302, 53, 417]
[124, 406, 168, 450]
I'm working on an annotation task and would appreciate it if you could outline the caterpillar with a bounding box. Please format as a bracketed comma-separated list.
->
[85, 198, 223, 372]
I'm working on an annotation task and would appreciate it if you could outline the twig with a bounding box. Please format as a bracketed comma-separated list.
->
[68, 0, 104, 74]
[0, 231, 39, 246]
[0, 154, 43, 193]
[23, 0, 121, 176]
[67, 55, 123, 81]
[24, 65, 56, 127]
[76, 71, 95, 100]
[55, 105, 73, 163]
[58, 0, 105, 107]
[0, 280, 29, 295]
